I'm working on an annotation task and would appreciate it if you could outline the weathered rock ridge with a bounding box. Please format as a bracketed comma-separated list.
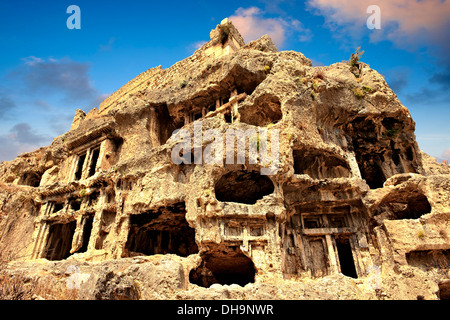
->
[0, 19, 449, 300]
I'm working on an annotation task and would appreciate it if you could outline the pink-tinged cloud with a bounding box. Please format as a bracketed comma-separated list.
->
[229, 7, 312, 48]
[308, 0, 450, 49]
[442, 149, 450, 161]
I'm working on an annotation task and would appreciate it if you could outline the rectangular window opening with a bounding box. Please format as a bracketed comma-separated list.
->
[78, 215, 94, 253]
[329, 215, 347, 228]
[336, 237, 358, 278]
[88, 148, 100, 177]
[224, 112, 232, 123]
[44, 221, 76, 261]
[53, 202, 65, 213]
[74, 154, 86, 181]
[303, 216, 322, 229]
[250, 225, 264, 236]
[69, 199, 81, 211]
[194, 112, 202, 121]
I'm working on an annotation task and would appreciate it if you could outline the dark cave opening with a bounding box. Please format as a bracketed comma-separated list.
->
[88, 148, 100, 177]
[357, 153, 386, 189]
[347, 116, 418, 189]
[438, 281, 450, 300]
[44, 221, 76, 261]
[214, 170, 275, 204]
[78, 215, 94, 253]
[189, 246, 256, 288]
[335, 237, 358, 278]
[74, 153, 86, 181]
[69, 198, 81, 211]
[399, 194, 432, 219]
[53, 202, 65, 213]
[224, 111, 233, 123]
[375, 193, 432, 222]
[19, 172, 42, 187]
[125, 202, 198, 257]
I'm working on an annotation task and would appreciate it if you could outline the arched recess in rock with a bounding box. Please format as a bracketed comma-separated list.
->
[345, 116, 420, 189]
[125, 202, 198, 257]
[19, 171, 42, 187]
[293, 148, 351, 179]
[189, 245, 256, 288]
[373, 188, 432, 226]
[239, 94, 282, 127]
[148, 104, 184, 146]
[214, 169, 275, 204]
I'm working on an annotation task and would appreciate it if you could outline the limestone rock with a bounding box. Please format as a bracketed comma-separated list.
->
[0, 19, 449, 300]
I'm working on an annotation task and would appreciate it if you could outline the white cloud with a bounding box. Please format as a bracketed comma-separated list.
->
[22, 56, 44, 66]
[307, 0, 450, 51]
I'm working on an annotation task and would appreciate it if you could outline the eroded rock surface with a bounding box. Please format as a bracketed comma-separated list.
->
[0, 19, 449, 300]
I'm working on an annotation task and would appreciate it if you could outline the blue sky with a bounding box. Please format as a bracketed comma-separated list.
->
[0, 0, 449, 162]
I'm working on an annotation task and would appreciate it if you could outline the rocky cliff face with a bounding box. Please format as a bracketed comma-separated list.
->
[0, 19, 449, 300]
